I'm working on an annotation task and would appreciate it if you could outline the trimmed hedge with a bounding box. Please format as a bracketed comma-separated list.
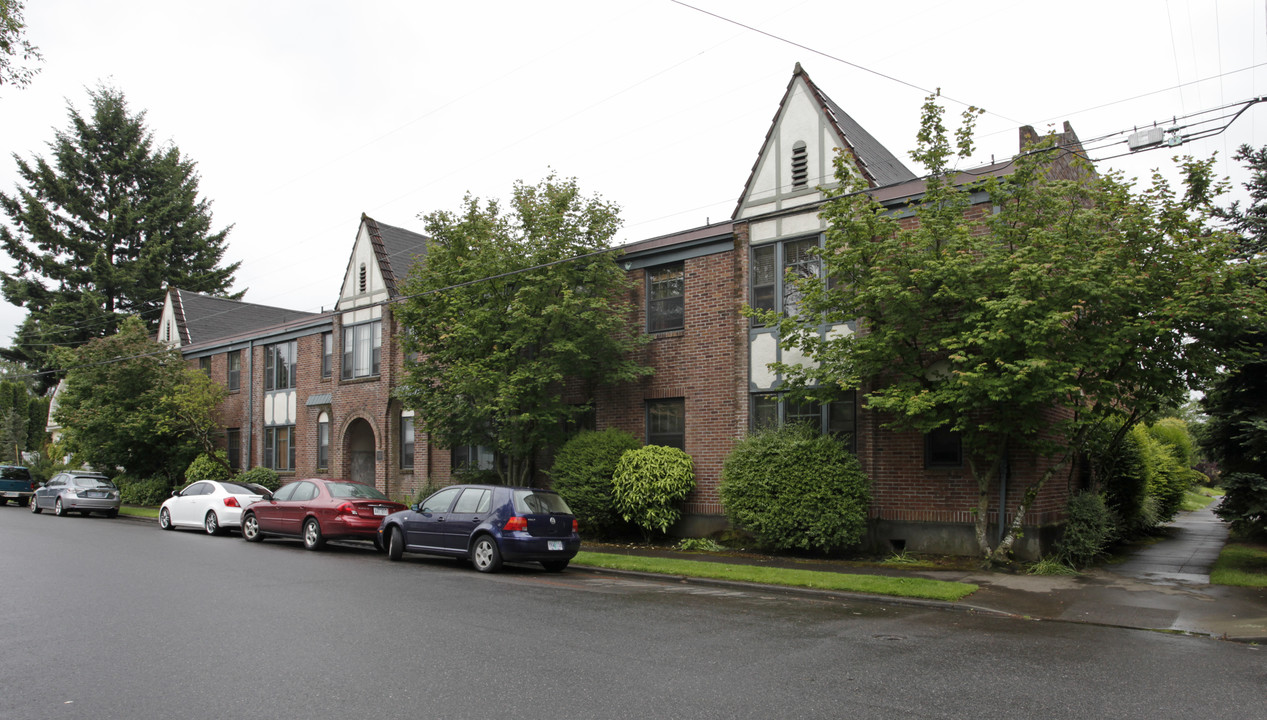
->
[236, 466, 280, 492]
[1055, 491, 1112, 567]
[185, 451, 231, 483]
[549, 428, 642, 538]
[612, 445, 695, 537]
[119, 477, 172, 506]
[719, 425, 870, 553]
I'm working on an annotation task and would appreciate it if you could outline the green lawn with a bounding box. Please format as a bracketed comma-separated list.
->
[1210, 542, 1267, 588]
[1180, 486, 1224, 512]
[120, 505, 159, 519]
[572, 551, 978, 602]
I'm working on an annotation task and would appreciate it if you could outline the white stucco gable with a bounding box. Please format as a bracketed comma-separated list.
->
[156, 290, 181, 348]
[336, 220, 390, 313]
[736, 75, 849, 221]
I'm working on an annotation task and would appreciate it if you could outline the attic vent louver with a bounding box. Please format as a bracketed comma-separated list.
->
[359, 263, 367, 293]
[791, 141, 808, 189]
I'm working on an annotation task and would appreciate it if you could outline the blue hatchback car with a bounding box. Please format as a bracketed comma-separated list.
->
[378, 484, 580, 573]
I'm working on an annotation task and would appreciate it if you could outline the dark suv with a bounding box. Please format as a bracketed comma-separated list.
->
[0, 465, 34, 507]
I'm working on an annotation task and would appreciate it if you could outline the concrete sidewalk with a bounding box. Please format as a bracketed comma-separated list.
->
[921, 504, 1267, 641]
[584, 503, 1267, 642]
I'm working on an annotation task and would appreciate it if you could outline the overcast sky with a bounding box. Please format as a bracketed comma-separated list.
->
[2, 0, 1263, 349]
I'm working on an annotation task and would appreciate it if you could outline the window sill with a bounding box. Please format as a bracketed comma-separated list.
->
[649, 329, 685, 339]
[339, 375, 382, 385]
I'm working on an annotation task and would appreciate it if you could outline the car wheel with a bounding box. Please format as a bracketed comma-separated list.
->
[471, 535, 502, 573]
[540, 560, 569, 573]
[302, 518, 324, 550]
[29, 497, 41, 514]
[54, 498, 66, 517]
[159, 507, 173, 530]
[386, 526, 404, 561]
[242, 512, 263, 542]
[204, 511, 221, 536]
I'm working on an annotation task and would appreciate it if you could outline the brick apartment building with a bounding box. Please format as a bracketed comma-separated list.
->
[158, 65, 1082, 557]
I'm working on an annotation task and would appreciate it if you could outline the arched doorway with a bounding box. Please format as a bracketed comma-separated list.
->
[345, 418, 376, 487]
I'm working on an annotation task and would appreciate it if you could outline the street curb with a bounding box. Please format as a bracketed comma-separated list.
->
[572, 563, 1267, 644]
[571, 563, 1023, 619]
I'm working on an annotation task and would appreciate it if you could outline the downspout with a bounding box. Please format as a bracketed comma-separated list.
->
[246, 339, 254, 468]
[997, 441, 1009, 546]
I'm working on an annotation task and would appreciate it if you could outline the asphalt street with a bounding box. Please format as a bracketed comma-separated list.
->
[2, 508, 1263, 720]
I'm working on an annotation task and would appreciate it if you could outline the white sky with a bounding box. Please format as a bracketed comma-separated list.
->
[1, 0, 1263, 349]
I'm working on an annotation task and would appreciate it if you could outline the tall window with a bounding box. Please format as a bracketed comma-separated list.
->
[226, 428, 241, 471]
[227, 350, 241, 391]
[750, 236, 823, 323]
[264, 426, 295, 471]
[400, 414, 415, 469]
[264, 341, 297, 391]
[452, 444, 494, 472]
[751, 390, 856, 451]
[342, 321, 381, 379]
[647, 262, 685, 333]
[646, 398, 685, 450]
[199, 357, 211, 377]
[317, 413, 330, 470]
[321, 333, 333, 379]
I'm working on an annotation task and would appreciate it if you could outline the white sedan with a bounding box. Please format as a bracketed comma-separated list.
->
[159, 480, 272, 535]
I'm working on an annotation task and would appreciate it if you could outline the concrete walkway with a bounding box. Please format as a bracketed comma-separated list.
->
[1110, 503, 1230, 585]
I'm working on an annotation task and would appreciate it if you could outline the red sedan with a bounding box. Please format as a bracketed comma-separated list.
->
[240, 478, 405, 550]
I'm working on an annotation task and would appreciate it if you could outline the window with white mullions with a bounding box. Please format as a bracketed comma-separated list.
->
[646, 398, 685, 450]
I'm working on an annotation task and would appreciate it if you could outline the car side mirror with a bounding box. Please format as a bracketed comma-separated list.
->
[410, 503, 419, 512]
[171, 489, 181, 497]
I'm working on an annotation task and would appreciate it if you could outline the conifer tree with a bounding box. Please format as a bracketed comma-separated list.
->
[0, 84, 240, 388]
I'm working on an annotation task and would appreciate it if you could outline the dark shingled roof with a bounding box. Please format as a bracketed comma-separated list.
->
[362, 214, 428, 297]
[170, 289, 322, 346]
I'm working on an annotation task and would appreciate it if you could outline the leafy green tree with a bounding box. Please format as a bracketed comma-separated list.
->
[395, 174, 651, 485]
[0, 85, 240, 388]
[761, 95, 1262, 564]
[53, 316, 223, 482]
[0, 0, 41, 91]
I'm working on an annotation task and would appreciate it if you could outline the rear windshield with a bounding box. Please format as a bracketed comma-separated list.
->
[74, 476, 115, 489]
[221, 482, 266, 496]
[327, 482, 390, 500]
[512, 490, 572, 515]
[0, 467, 30, 480]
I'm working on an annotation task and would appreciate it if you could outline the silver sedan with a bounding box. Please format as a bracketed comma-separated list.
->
[30, 472, 121, 517]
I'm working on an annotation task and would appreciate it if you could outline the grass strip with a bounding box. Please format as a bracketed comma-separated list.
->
[1210, 543, 1267, 588]
[120, 505, 159, 519]
[573, 551, 977, 602]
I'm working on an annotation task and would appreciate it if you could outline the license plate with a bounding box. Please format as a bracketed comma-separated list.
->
[373, 507, 389, 516]
[548, 540, 563, 551]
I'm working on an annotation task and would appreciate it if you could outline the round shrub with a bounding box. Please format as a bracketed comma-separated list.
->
[1055, 490, 1112, 567]
[719, 425, 870, 553]
[549, 428, 642, 538]
[1134, 425, 1190, 524]
[1091, 421, 1150, 537]
[236, 466, 280, 492]
[185, 451, 231, 483]
[118, 476, 173, 506]
[611, 445, 695, 538]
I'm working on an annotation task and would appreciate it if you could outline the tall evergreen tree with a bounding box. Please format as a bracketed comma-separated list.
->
[0, 84, 240, 387]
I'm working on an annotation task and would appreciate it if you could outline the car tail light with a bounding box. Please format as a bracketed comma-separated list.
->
[223, 496, 240, 508]
[503, 516, 528, 532]
[572, 518, 578, 532]
[335, 502, 357, 516]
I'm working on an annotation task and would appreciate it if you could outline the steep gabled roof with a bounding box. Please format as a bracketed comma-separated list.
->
[361, 214, 428, 297]
[734, 64, 916, 220]
[169, 289, 321, 346]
